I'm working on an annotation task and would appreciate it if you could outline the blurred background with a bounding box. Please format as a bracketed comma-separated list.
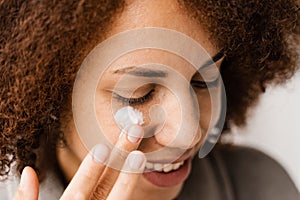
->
[227, 70, 300, 191]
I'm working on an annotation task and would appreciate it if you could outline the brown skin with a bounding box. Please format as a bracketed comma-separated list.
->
[57, 1, 222, 199]
[0, 0, 299, 196]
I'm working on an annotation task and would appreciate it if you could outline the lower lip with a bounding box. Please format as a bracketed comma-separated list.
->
[142, 159, 191, 187]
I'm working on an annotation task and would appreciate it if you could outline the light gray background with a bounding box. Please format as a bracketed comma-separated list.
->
[227, 71, 300, 191]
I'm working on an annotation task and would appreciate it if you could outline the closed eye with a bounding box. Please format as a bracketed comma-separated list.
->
[113, 89, 155, 105]
[191, 77, 219, 89]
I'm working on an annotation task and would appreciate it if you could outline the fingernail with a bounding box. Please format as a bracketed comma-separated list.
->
[127, 125, 144, 143]
[128, 151, 146, 171]
[92, 144, 110, 164]
[20, 167, 30, 189]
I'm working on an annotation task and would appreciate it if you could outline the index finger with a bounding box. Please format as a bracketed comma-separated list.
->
[91, 124, 144, 200]
[60, 144, 110, 200]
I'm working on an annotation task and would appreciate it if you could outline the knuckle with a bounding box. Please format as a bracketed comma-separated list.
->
[91, 189, 107, 200]
[91, 179, 113, 200]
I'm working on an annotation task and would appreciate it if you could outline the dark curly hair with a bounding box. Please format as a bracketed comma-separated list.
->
[0, 0, 299, 180]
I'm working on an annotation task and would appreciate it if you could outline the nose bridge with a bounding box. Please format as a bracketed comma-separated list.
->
[154, 83, 201, 149]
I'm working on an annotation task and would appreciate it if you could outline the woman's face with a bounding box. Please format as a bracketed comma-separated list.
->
[58, 0, 223, 199]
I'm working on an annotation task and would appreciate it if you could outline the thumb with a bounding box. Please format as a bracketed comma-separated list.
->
[14, 166, 39, 200]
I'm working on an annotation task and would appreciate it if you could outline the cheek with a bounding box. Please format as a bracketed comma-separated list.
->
[198, 93, 213, 131]
[197, 87, 222, 134]
[62, 119, 90, 161]
[95, 93, 121, 145]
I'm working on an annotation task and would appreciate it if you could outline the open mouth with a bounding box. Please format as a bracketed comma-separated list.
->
[142, 158, 191, 187]
[145, 160, 185, 173]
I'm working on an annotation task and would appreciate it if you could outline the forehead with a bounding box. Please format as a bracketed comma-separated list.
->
[105, 0, 217, 57]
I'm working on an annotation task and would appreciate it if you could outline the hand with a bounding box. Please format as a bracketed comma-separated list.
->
[14, 125, 146, 200]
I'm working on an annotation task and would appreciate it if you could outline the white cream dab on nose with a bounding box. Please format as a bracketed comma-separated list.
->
[114, 106, 144, 136]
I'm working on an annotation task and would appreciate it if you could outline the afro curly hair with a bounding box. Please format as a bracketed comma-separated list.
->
[0, 0, 299, 180]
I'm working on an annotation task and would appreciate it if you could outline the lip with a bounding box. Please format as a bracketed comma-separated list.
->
[145, 149, 193, 164]
[142, 158, 192, 187]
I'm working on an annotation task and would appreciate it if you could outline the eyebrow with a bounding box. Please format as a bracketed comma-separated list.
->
[112, 51, 225, 78]
[113, 67, 168, 78]
[127, 68, 167, 77]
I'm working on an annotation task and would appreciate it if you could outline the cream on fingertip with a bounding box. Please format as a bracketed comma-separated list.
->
[114, 106, 144, 139]
[114, 106, 144, 127]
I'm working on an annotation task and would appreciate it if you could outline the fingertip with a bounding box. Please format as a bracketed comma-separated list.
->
[20, 167, 35, 188]
[91, 144, 110, 164]
[18, 166, 39, 199]
[127, 151, 146, 171]
[127, 125, 144, 143]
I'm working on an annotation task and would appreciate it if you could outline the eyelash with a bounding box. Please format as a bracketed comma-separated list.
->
[191, 77, 219, 89]
[113, 89, 155, 105]
[114, 78, 219, 105]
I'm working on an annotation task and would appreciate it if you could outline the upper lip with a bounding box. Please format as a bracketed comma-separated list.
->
[145, 149, 193, 164]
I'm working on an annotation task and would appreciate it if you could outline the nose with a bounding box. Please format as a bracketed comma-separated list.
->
[153, 86, 201, 149]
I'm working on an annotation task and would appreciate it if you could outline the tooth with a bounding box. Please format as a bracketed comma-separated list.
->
[154, 163, 163, 172]
[172, 163, 181, 170]
[163, 164, 173, 173]
[179, 161, 184, 166]
[146, 162, 154, 169]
